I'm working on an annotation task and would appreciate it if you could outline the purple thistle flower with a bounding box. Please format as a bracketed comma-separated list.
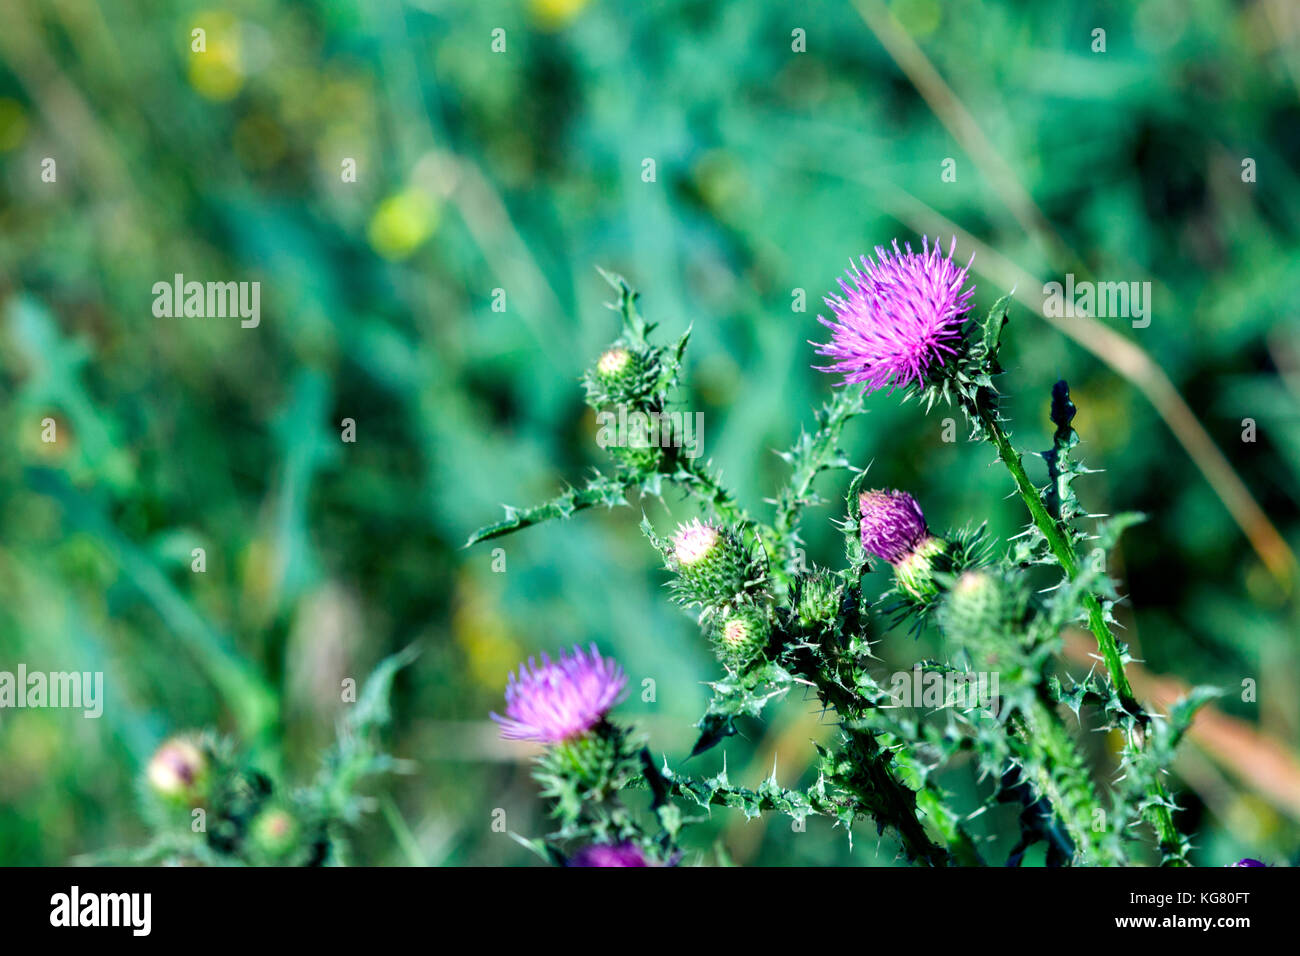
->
[813, 236, 975, 394]
[568, 842, 651, 867]
[859, 489, 931, 565]
[491, 644, 628, 744]
[1230, 858, 1267, 867]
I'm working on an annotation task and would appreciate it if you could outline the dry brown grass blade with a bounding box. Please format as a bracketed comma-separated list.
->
[852, 0, 1296, 585]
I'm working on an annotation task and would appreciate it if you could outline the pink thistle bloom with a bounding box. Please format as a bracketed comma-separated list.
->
[813, 236, 975, 394]
[859, 489, 931, 565]
[672, 519, 721, 566]
[492, 645, 628, 743]
[568, 842, 652, 867]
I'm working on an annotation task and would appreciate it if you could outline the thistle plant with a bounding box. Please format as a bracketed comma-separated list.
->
[94, 649, 415, 866]
[471, 247, 1216, 867]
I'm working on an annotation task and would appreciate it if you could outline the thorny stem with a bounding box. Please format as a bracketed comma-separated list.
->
[1011, 693, 1119, 865]
[466, 474, 638, 545]
[977, 406, 1135, 704]
[672, 454, 749, 527]
[975, 404, 1187, 865]
[772, 390, 865, 561]
[849, 730, 954, 867]
[802, 652, 984, 867]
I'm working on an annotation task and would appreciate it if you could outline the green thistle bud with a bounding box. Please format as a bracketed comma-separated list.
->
[667, 519, 754, 608]
[795, 570, 841, 629]
[712, 604, 770, 668]
[597, 346, 636, 381]
[609, 438, 663, 472]
[585, 345, 655, 406]
[894, 535, 948, 603]
[249, 806, 301, 862]
[146, 736, 210, 807]
[938, 569, 1030, 665]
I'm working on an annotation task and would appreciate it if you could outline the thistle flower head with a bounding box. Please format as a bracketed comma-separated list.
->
[146, 736, 210, 805]
[673, 519, 720, 566]
[586, 343, 655, 407]
[569, 842, 651, 867]
[665, 519, 756, 609]
[492, 645, 628, 744]
[859, 489, 949, 602]
[1230, 858, 1267, 867]
[814, 236, 975, 395]
[597, 347, 632, 377]
[712, 604, 770, 668]
[249, 806, 301, 861]
[859, 490, 931, 565]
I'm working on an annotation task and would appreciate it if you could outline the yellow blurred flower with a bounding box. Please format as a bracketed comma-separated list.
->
[367, 188, 439, 260]
[530, 0, 590, 31]
[692, 149, 749, 212]
[452, 571, 523, 691]
[188, 13, 243, 102]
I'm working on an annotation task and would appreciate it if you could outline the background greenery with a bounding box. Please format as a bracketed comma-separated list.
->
[2, 0, 1298, 866]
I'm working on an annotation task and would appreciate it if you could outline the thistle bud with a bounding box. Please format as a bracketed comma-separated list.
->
[596, 346, 636, 381]
[795, 570, 841, 629]
[668, 519, 753, 608]
[712, 604, 770, 668]
[859, 490, 948, 601]
[249, 806, 301, 862]
[586, 345, 653, 406]
[938, 569, 1029, 665]
[146, 736, 210, 806]
[609, 437, 663, 473]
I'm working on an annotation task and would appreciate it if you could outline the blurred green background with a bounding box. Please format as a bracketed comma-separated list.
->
[2, 0, 1298, 866]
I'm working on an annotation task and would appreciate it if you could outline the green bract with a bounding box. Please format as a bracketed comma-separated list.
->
[893, 535, 948, 603]
[795, 569, 842, 630]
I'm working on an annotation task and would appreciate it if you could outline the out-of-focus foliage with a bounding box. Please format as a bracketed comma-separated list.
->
[0, 0, 1297, 865]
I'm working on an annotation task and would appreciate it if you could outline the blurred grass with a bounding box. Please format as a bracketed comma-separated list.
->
[1, 0, 1298, 865]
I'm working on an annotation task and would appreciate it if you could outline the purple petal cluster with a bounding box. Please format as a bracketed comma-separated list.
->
[859, 489, 930, 565]
[492, 644, 627, 744]
[813, 236, 975, 394]
[1230, 858, 1267, 867]
[568, 842, 651, 867]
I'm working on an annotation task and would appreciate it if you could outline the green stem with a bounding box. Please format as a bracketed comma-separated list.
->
[466, 473, 639, 545]
[977, 407, 1135, 704]
[1012, 693, 1120, 865]
[974, 404, 1187, 865]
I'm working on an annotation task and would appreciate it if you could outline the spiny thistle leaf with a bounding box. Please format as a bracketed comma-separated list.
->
[690, 661, 794, 756]
[465, 472, 636, 545]
[772, 388, 866, 576]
